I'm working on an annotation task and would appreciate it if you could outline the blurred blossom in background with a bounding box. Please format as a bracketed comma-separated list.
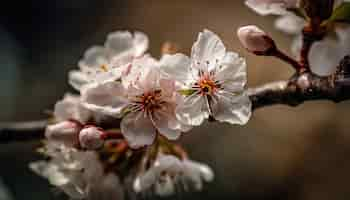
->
[1, 0, 350, 200]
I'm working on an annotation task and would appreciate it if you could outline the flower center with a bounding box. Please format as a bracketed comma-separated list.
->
[100, 64, 109, 72]
[138, 90, 163, 112]
[197, 73, 218, 95]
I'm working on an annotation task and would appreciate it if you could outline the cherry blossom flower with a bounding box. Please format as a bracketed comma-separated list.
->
[161, 29, 252, 126]
[82, 56, 191, 148]
[69, 31, 149, 91]
[133, 154, 214, 197]
[30, 145, 124, 200]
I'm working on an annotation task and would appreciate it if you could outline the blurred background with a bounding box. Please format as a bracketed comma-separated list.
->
[1, 0, 350, 199]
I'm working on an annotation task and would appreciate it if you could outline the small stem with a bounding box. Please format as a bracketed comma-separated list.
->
[101, 131, 124, 140]
[274, 49, 302, 71]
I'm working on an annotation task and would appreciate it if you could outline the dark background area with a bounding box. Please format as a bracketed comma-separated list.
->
[1, 1, 350, 199]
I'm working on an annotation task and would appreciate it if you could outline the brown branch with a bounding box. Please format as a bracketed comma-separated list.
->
[0, 120, 47, 143]
[249, 56, 350, 110]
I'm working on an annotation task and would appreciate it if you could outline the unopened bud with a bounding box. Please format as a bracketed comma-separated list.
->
[45, 121, 81, 146]
[237, 25, 276, 55]
[79, 126, 104, 150]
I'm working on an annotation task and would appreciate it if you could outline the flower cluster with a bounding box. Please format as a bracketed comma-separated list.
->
[28, 1, 350, 199]
[31, 29, 251, 199]
[245, 0, 350, 75]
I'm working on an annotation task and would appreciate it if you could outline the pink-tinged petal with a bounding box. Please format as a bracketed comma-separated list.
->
[212, 91, 252, 125]
[215, 52, 247, 92]
[191, 29, 226, 71]
[122, 56, 159, 91]
[121, 111, 156, 148]
[81, 81, 129, 116]
[175, 94, 209, 126]
[133, 31, 149, 56]
[159, 78, 176, 100]
[159, 53, 192, 85]
[78, 46, 108, 69]
[152, 106, 183, 140]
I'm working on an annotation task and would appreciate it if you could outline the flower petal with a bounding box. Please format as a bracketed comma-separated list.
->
[212, 91, 252, 125]
[152, 106, 182, 140]
[78, 46, 108, 68]
[54, 93, 91, 123]
[81, 81, 129, 116]
[215, 52, 247, 92]
[68, 70, 91, 91]
[159, 53, 192, 85]
[121, 111, 156, 148]
[191, 29, 226, 71]
[133, 31, 149, 56]
[245, 0, 294, 16]
[105, 31, 134, 56]
[274, 14, 305, 35]
[175, 94, 209, 126]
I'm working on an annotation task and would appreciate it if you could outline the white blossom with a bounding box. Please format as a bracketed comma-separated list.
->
[82, 56, 191, 148]
[69, 31, 149, 91]
[30, 145, 123, 200]
[133, 154, 214, 197]
[161, 29, 252, 126]
[237, 25, 274, 53]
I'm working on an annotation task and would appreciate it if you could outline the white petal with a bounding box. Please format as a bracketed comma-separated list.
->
[121, 111, 156, 148]
[159, 53, 192, 85]
[212, 91, 252, 125]
[29, 161, 70, 186]
[133, 31, 149, 56]
[309, 27, 350, 76]
[79, 46, 108, 68]
[87, 173, 123, 200]
[68, 70, 90, 91]
[105, 31, 134, 57]
[274, 14, 305, 35]
[81, 81, 129, 116]
[152, 106, 182, 140]
[215, 52, 247, 92]
[191, 29, 226, 71]
[154, 176, 175, 197]
[245, 0, 295, 16]
[175, 94, 209, 126]
[54, 93, 91, 123]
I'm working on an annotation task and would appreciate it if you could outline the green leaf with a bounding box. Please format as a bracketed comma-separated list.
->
[329, 2, 350, 23]
[178, 89, 196, 96]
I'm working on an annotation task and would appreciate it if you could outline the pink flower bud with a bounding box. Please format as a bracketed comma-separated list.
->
[237, 25, 275, 54]
[45, 121, 81, 146]
[79, 126, 104, 150]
